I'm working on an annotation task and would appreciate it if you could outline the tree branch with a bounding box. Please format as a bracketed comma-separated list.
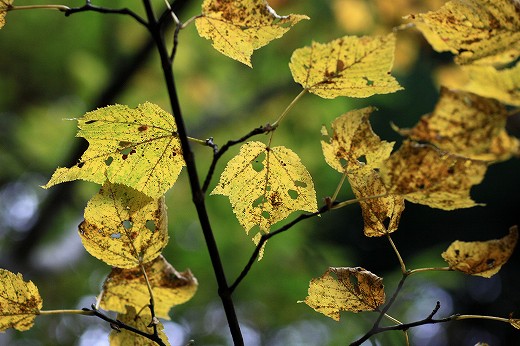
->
[65, 2, 148, 27]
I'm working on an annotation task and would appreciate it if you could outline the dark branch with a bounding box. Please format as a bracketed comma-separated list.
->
[65, 2, 148, 27]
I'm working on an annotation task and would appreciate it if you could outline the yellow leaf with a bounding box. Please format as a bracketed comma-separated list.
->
[0, 0, 13, 29]
[79, 182, 169, 268]
[43, 102, 184, 198]
[396, 87, 520, 161]
[100, 256, 197, 319]
[442, 226, 518, 277]
[379, 141, 487, 210]
[211, 141, 318, 234]
[0, 269, 42, 332]
[195, 0, 308, 67]
[510, 315, 520, 330]
[289, 34, 403, 98]
[300, 267, 385, 321]
[406, 0, 520, 65]
[109, 306, 171, 346]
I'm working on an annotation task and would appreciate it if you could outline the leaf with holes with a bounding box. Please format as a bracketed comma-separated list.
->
[79, 182, 168, 268]
[406, 0, 520, 65]
[300, 267, 385, 321]
[195, 0, 308, 67]
[442, 226, 518, 278]
[289, 34, 402, 98]
[100, 256, 197, 319]
[109, 306, 171, 346]
[43, 102, 184, 198]
[211, 141, 317, 237]
[379, 141, 488, 210]
[395, 87, 520, 161]
[0, 269, 42, 332]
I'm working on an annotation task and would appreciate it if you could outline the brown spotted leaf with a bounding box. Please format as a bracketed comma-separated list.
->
[442, 226, 518, 278]
[195, 0, 308, 67]
[290, 34, 402, 98]
[109, 306, 170, 346]
[379, 141, 487, 210]
[43, 102, 184, 198]
[0, 0, 13, 29]
[0, 269, 42, 332]
[300, 267, 385, 321]
[100, 256, 197, 319]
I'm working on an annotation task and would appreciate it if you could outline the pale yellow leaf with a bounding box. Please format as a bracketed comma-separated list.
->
[289, 34, 403, 98]
[442, 226, 518, 278]
[79, 182, 168, 268]
[109, 306, 170, 346]
[406, 0, 520, 65]
[195, 0, 308, 67]
[396, 87, 520, 161]
[300, 267, 385, 321]
[0, 0, 13, 29]
[0, 269, 42, 332]
[379, 141, 487, 210]
[100, 256, 197, 319]
[211, 141, 318, 234]
[43, 102, 184, 198]
[510, 316, 520, 330]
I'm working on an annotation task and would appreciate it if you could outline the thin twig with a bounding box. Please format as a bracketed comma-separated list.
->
[65, 3, 148, 27]
[387, 234, 407, 274]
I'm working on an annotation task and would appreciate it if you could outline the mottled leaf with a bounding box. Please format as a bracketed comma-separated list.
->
[79, 182, 168, 268]
[0, 269, 42, 332]
[290, 34, 402, 98]
[109, 306, 170, 346]
[300, 267, 385, 321]
[195, 0, 308, 67]
[442, 226, 518, 277]
[0, 0, 13, 29]
[43, 102, 184, 198]
[100, 256, 197, 319]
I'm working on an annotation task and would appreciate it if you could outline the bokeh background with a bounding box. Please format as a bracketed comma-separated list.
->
[1, 0, 519, 345]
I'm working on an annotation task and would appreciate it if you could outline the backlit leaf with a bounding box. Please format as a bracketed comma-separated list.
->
[510, 315, 520, 330]
[195, 0, 308, 67]
[100, 256, 197, 319]
[289, 34, 402, 98]
[0, 0, 13, 29]
[79, 182, 168, 268]
[0, 269, 42, 332]
[396, 87, 520, 161]
[406, 0, 520, 65]
[442, 226, 518, 277]
[109, 306, 170, 346]
[43, 102, 184, 198]
[379, 141, 487, 210]
[300, 267, 385, 321]
[211, 141, 318, 234]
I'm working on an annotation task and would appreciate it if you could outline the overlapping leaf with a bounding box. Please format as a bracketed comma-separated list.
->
[43, 102, 184, 198]
[379, 141, 488, 210]
[396, 87, 520, 161]
[0, 269, 42, 332]
[195, 0, 308, 67]
[100, 256, 197, 319]
[442, 226, 518, 278]
[109, 306, 170, 346]
[79, 182, 169, 268]
[300, 267, 385, 321]
[406, 0, 520, 65]
[211, 141, 318, 234]
[289, 34, 402, 98]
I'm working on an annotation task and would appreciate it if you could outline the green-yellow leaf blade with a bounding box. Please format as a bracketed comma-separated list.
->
[0, 269, 42, 332]
[43, 102, 184, 198]
[195, 0, 308, 67]
[109, 306, 171, 346]
[290, 34, 403, 98]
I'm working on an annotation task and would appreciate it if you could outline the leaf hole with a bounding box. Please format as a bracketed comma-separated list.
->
[357, 155, 367, 164]
[85, 120, 97, 124]
[486, 258, 495, 268]
[122, 220, 133, 229]
[252, 195, 265, 208]
[77, 161, 85, 168]
[111, 232, 121, 239]
[288, 189, 299, 200]
[252, 152, 266, 172]
[121, 147, 133, 155]
[294, 180, 307, 188]
[382, 217, 391, 230]
[261, 211, 270, 219]
[145, 220, 156, 232]
[105, 156, 113, 166]
[363, 77, 374, 86]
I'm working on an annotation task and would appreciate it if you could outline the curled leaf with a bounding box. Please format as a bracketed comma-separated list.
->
[109, 306, 171, 346]
[0, 0, 13, 29]
[442, 226, 518, 278]
[300, 267, 385, 321]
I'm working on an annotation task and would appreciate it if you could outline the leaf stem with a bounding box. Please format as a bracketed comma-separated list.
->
[407, 267, 452, 276]
[38, 309, 94, 315]
[271, 88, 307, 127]
[453, 314, 512, 323]
[181, 14, 203, 29]
[331, 172, 348, 202]
[331, 192, 388, 210]
[9, 5, 70, 11]
[387, 234, 406, 273]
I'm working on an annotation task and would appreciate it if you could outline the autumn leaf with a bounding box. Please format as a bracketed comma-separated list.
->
[43, 102, 184, 198]
[509, 314, 520, 330]
[211, 141, 318, 235]
[100, 256, 197, 319]
[300, 267, 385, 321]
[0, 0, 13, 29]
[406, 0, 520, 65]
[441, 226, 518, 278]
[396, 87, 520, 162]
[379, 141, 487, 210]
[195, 0, 308, 67]
[0, 269, 42, 332]
[79, 182, 169, 269]
[289, 34, 402, 98]
[109, 306, 171, 346]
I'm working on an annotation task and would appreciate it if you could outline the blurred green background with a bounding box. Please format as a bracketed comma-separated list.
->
[1, 0, 519, 345]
